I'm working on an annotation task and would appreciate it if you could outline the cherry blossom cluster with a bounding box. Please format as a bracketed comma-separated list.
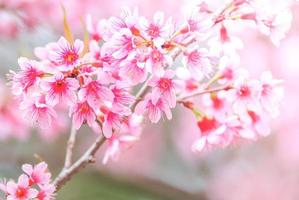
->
[8, 0, 291, 163]
[0, 162, 55, 200]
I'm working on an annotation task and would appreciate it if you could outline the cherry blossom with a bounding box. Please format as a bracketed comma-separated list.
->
[48, 37, 84, 70]
[41, 73, 79, 106]
[22, 162, 51, 186]
[6, 175, 38, 200]
[135, 93, 172, 123]
[70, 101, 96, 130]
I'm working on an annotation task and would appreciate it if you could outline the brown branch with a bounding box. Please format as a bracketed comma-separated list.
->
[64, 123, 77, 169]
[53, 136, 106, 191]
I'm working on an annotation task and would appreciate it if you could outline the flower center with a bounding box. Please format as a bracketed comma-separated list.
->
[158, 78, 171, 91]
[16, 187, 27, 198]
[238, 85, 251, 98]
[147, 24, 160, 38]
[197, 117, 218, 135]
[64, 51, 78, 65]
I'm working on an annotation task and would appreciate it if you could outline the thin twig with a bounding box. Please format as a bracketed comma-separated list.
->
[177, 85, 232, 101]
[53, 136, 106, 191]
[64, 122, 77, 169]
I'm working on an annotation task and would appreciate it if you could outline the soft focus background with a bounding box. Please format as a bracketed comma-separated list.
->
[1, 0, 299, 199]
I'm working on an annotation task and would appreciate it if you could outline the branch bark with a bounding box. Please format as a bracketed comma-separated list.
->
[64, 123, 77, 169]
[53, 136, 106, 191]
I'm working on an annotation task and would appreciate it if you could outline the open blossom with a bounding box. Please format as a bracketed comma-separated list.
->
[78, 79, 114, 111]
[103, 133, 138, 164]
[145, 47, 172, 76]
[70, 101, 96, 130]
[139, 11, 173, 39]
[22, 162, 51, 186]
[6, 175, 38, 200]
[259, 71, 283, 117]
[41, 73, 80, 106]
[11, 57, 44, 95]
[148, 70, 179, 108]
[182, 47, 214, 80]
[135, 93, 172, 123]
[20, 95, 57, 128]
[36, 184, 55, 200]
[48, 37, 84, 70]
[258, 8, 292, 46]
[192, 116, 229, 152]
[228, 70, 260, 114]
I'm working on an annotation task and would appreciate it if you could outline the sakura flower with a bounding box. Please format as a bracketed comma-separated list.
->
[145, 47, 172, 76]
[182, 47, 214, 80]
[86, 14, 110, 42]
[101, 105, 131, 138]
[10, 57, 44, 95]
[111, 85, 135, 111]
[258, 8, 292, 46]
[192, 116, 228, 152]
[48, 37, 84, 70]
[148, 70, 179, 108]
[135, 93, 172, 123]
[119, 53, 147, 85]
[108, 6, 139, 33]
[208, 25, 243, 56]
[6, 175, 38, 200]
[139, 11, 173, 39]
[102, 28, 133, 60]
[103, 133, 138, 164]
[259, 71, 283, 117]
[228, 70, 260, 114]
[22, 162, 51, 186]
[202, 91, 229, 121]
[78, 79, 114, 110]
[69, 101, 96, 130]
[41, 73, 79, 106]
[242, 109, 271, 137]
[20, 95, 57, 128]
[36, 184, 56, 200]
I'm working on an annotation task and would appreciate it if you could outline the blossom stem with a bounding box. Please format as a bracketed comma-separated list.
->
[64, 122, 77, 169]
[53, 135, 106, 191]
[177, 85, 232, 101]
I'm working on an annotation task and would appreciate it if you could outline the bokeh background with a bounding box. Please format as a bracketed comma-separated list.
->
[1, 0, 299, 199]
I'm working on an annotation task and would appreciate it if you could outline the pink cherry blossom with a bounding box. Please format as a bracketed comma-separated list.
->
[135, 93, 172, 123]
[22, 162, 51, 186]
[182, 47, 214, 80]
[192, 116, 229, 152]
[70, 101, 96, 130]
[6, 175, 38, 200]
[41, 73, 79, 106]
[36, 184, 56, 200]
[103, 133, 138, 164]
[148, 70, 179, 108]
[10, 57, 44, 95]
[259, 71, 283, 117]
[139, 11, 173, 39]
[48, 37, 84, 70]
[145, 47, 172, 76]
[20, 95, 57, 128]
[78, 79, 114, 110]
[258, 8, 292, 46]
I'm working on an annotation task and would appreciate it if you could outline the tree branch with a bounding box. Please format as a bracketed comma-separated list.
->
[177, 85, 232, 102]
[53, 136, 106, 191]
[64, 123, 77, 169]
